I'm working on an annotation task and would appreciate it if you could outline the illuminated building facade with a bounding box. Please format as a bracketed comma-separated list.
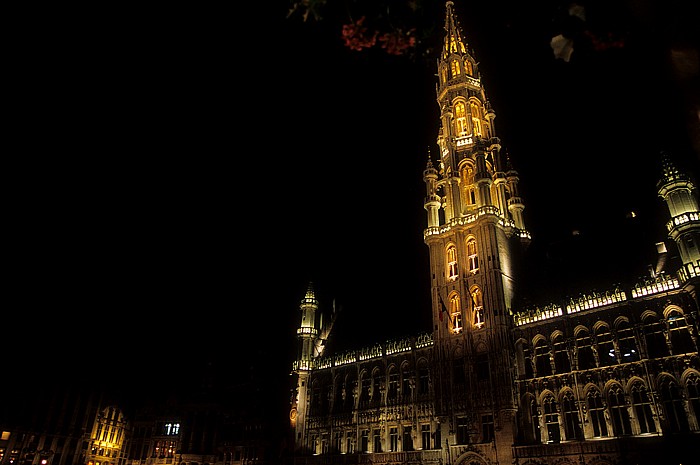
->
[289, 2, 700, 464]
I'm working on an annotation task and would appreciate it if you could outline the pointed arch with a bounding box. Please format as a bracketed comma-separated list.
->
[446, 243, 459, 281]
[629, 378, 657, 434]
[605, 382, 632, 435]
[449, 291, 463, 333]
[583, 384, 609, 437]
[664, 306, 696, 354]
[466, 236, 479, 274]
[469, 285, 484, 328]
[615, 317, 640, 362]
[453, 100, 469, 136]
[658, 374, 690, 433]
[559, 388, 582, 439]
[682, 369, 700, 429]
[540, 390, 560, 443]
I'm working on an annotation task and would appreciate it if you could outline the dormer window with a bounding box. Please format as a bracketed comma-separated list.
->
[451, 59, 461, 78]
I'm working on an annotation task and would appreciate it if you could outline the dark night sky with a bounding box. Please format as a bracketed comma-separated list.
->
[6, 1, 698, 404]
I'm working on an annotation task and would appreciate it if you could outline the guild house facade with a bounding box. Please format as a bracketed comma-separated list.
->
[288, 2, 700, 465]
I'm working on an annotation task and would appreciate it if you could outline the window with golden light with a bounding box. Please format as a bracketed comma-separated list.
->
[449, 293, 463, 333]
[446, 245, 458, 281]
[451, 59, 461, 78]
[454, 102, 468, 135]
[470, 101, 483, 137]
[466, 237, 479, 274]
[471, 286, 484, 327]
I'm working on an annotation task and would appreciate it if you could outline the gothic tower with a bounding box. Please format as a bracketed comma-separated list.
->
[290, 282, 337, 450]
[423, 2, 530, 462]
[657, 152, 700, 302]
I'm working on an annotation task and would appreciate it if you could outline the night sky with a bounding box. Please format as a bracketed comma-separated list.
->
[7, 1, 698, 404]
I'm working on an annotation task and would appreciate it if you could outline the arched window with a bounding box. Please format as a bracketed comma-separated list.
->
[586, 388, 609, 437]
[616, 319, 640, 362]
[543, 394, 560, 443]
[525, 395, 541, 443]
[534, 338, 552, 377]
[686, 373, 700, 427]
[469, 101, 483, 137]
[464, 59, 473, 75]
[561, 390, 582, 440]
[454, 102, 468, 135]
[667, 309, 695, 354]
[552, 333, 570, 373]
[659, 376, 690, 433]
[466, 237, 479, 274]
[451, 59, 461, 78]
[359, 373, 371, 408]
[450, 293, 463, 333]
[371, 369, 383, 406]
[643, 313, 669, 358]
[608, 384, 632, 436]
[446, 245, 458, 281]
[630, 380, 656, 434]
[387, 366, 399, 402]
[575, 328, 596, 370]
[471, 287, 484, 328]
[595, 324, 617, 367]
[401, 363, 412, 401]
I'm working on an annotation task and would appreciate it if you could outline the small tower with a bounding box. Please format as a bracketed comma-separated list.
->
[289, 282, 337, 452]
[657, 152, 700, 300]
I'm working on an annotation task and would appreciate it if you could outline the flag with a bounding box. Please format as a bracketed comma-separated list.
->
[439, 294, 448, 326]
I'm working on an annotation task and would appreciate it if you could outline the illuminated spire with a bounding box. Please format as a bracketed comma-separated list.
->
[442, 1, 469, 60]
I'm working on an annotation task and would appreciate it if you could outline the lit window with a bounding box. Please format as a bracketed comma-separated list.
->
[446, 245, 458, 281]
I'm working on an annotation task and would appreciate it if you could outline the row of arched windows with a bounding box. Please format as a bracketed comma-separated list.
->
[308, 361, 432, 416]
[517, 309, 697, 378]
[520, 372, 700, 444]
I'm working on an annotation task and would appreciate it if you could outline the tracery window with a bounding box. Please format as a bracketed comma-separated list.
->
[630, 381, 656, 434]
[467, 237, 479, 274]
[667, 309, 695, 354]
[527, 395, 541, 443]
[586, 388, 608, 437]
[596, 324, 617, 366]
[575, 328, 596, 370]
[659, 376, 690, 433]
[643, 313, 669, 358]
[561, 390, 582, 439]
[543, 394, 560, 443]
[388, 367, 399, 401]
[471, 287, 484, 327]
[447, 245, 458, 281]
[608, 384, 632, 436]
[454, 102, 468, 135]
[616, 319, 640, 362]
[450, 293, 463, 333]
[470, 101, 483, 137]
[464, 59, 473, 75]
[552, 333, 570, 373]
[401, 363, 412, 400]
[686, 373, 700, 426]
[451, 59, 461, 78]
[534, 338, 552, 377]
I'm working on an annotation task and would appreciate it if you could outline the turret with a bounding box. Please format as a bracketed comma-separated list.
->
[657, 152, 700, 295]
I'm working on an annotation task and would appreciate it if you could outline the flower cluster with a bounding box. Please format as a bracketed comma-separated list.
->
[378, 28, 416, 55]
[342, 16, 417, 55]
[341, 16, 378, 51]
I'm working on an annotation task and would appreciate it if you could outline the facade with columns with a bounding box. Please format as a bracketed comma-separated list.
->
[289, 2, 700, 465]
